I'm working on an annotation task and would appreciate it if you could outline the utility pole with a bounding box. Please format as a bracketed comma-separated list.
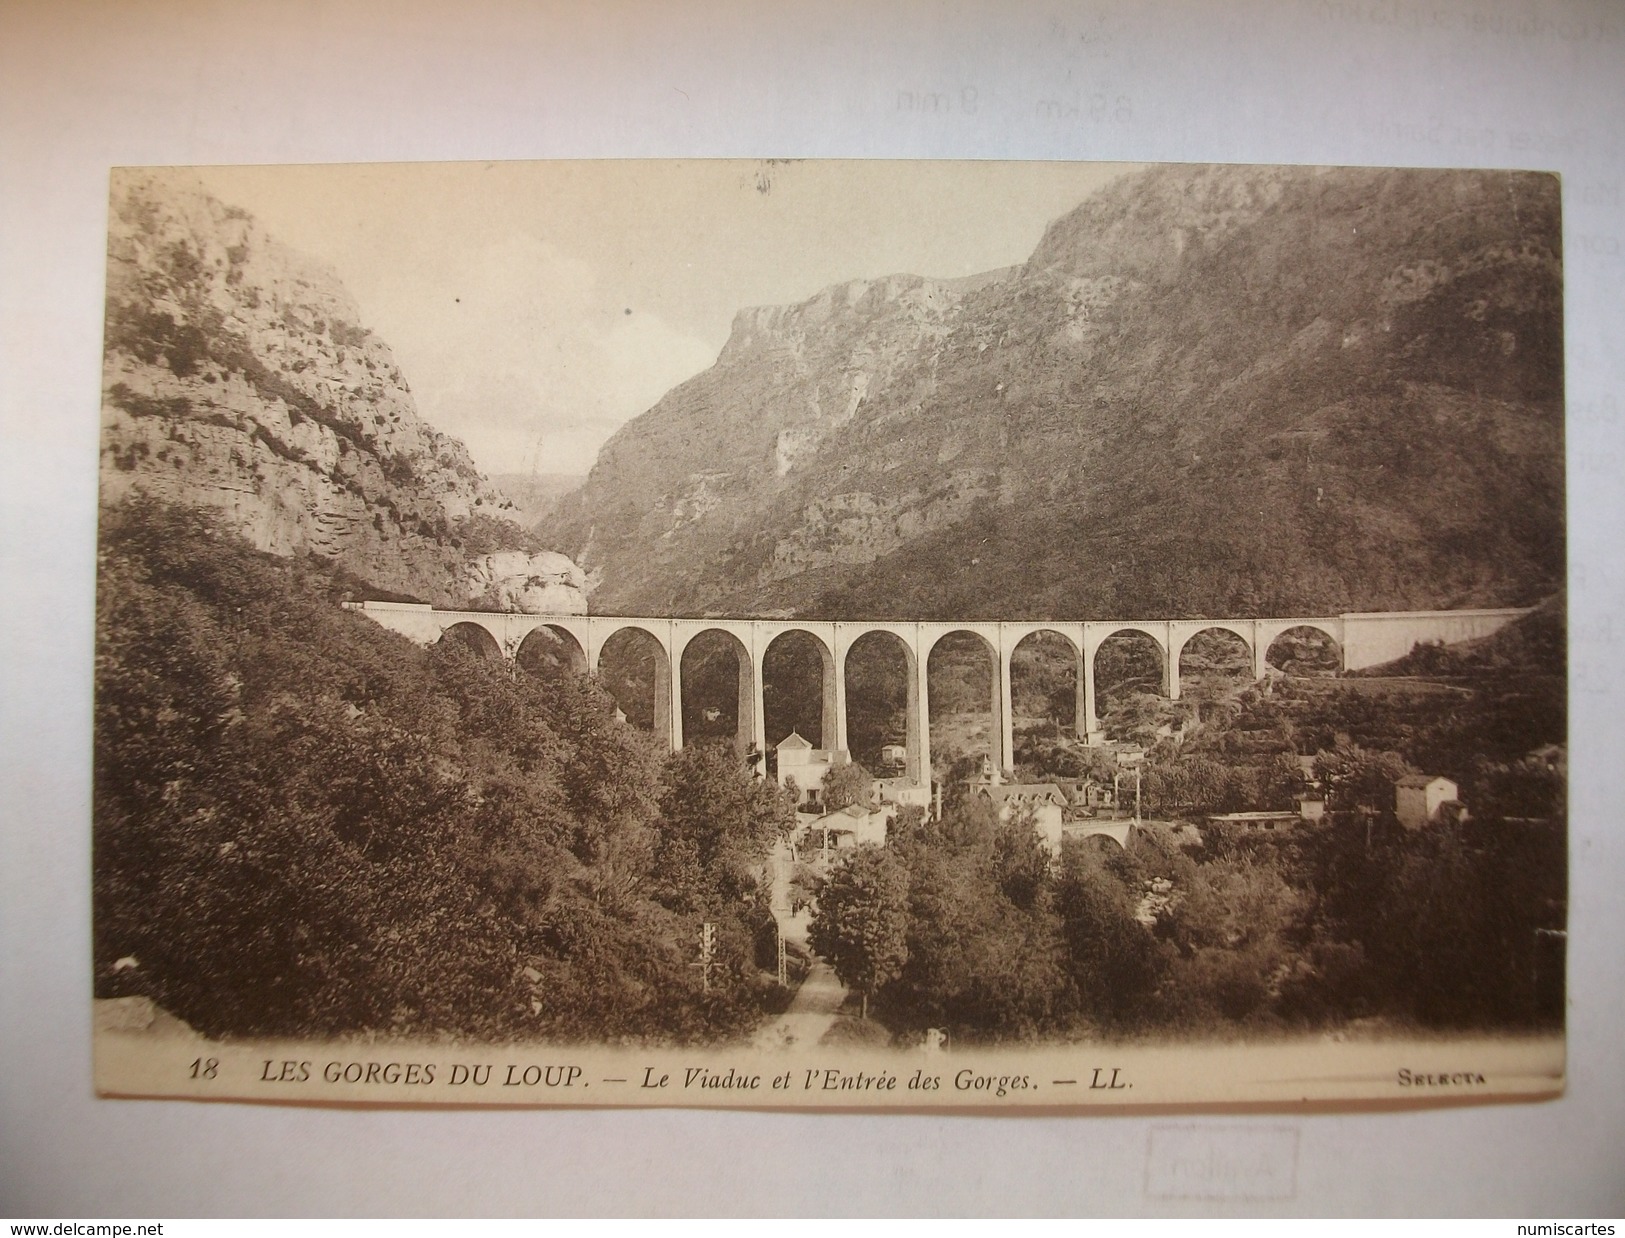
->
[691, 921, 717, 993]
[1117, 749, 1144, 825]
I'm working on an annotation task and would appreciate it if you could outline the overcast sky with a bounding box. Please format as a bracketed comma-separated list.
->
[197, 160, 1134, 477]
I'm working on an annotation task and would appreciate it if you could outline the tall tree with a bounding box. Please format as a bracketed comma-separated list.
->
[1315, 743, 1414, 813]
[820, 759, 872, 811]
[807, 844, 911, 1020]
[1053, 841, 1161, 1028]
[655, 740, 794, 912]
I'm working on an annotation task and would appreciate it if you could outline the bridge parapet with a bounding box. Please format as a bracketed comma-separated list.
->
[1339, 607, 1530, 671]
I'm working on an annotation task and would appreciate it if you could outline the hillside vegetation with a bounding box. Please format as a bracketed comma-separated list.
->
[95, 500, 793, 1042]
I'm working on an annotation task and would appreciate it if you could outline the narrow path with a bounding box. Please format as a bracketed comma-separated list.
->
[753, 956, 849, 1050]
[753, 842, 850, 1049]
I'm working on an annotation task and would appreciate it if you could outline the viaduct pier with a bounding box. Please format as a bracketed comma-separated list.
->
[344, 603, 1529, 784]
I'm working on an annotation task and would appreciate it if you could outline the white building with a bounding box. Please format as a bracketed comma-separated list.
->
[977, 783, 1068, 853]
[1395, 774, 1461, 830]
[775, 730, 850, 809]
[807, 802, 893, 853]
[875, 776, 932, 815]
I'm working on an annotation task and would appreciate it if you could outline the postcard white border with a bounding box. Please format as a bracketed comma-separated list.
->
[3, 0, 1622, 1217]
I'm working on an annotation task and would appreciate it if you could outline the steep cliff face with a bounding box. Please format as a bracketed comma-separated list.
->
[100, 170, 531, 606]
[544, 165, 1563, 619]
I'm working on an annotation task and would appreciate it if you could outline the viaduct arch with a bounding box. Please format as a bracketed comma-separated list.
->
[351, 602, 1530, 782]
[515, 624, 588, 676]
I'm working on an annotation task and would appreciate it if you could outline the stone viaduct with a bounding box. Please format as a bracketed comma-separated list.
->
[344, 602, 1529, 784]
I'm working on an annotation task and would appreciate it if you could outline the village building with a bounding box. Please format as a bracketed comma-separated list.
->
[1395, 774, 1463, 829]
[976, 783, 1068, 852]
[1085, 780, 1117, 812]
[774, 730, 852, 810]
[1049, 777, 1117, 816]
[806, 801, 893, 854]
[1207, 788, 1327, 834]
[1048, 778, 1088, 814]
[1205, 810, 1301, 834]
[875, 776, 932, 816]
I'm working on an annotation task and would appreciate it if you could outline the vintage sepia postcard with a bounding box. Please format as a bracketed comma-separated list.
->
[93, 159, 1566, 1110]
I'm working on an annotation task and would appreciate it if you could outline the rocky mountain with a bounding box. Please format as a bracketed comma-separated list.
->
[543, 165, 1563, 620]
[100, 170, 532, 607]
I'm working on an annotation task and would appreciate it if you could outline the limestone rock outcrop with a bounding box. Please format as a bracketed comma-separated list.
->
[465, 550, 588, 614]
[101, 169, 528, 605]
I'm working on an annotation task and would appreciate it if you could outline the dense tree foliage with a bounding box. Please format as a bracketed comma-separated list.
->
[820, 760, 873, 812]
[95, 500, 791, 1043]
[804, 800, 1562, 1042]
[806, 845, 911, 1020]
